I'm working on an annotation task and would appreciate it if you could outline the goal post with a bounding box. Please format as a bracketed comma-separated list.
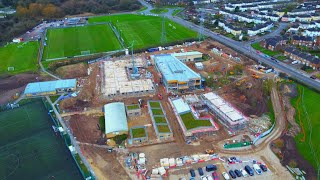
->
[81, 50, 90, 55]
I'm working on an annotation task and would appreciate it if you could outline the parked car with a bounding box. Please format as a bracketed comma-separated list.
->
[260, 164, 268, 172]
[206, 164, 217, 172]
[245, 165, 254, 176]
[229, 170, 236, 179]
[240, 169, 248, 177]
[310, 75, 317, 79]
[253, 164, 262, 175]
[198, 167, 204, 176]
[234, 169, 242, 177]
[190, 169, 196, 177]
[212, 172, 219, 180]
[222, 172, 230, 180]
[207, 175, 214, 180]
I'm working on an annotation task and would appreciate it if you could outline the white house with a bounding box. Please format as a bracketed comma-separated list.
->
[302, 28, 320, 37]
[299, 22, 317, 29]
[248, 22, 274, 36]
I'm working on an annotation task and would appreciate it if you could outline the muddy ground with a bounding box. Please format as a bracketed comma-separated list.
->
[0, 73, 51, 105]
[279, 135, 317, 180]
[55, 63, 88, 79]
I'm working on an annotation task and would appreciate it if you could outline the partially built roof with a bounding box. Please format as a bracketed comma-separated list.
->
[154, 54, 201, 82]
[172, 98, 191, 114]
[104, 102, 128, 134]
[203, 92, 246, 123]
[24, 79, 77, 95]
[171, 51, 203, 57]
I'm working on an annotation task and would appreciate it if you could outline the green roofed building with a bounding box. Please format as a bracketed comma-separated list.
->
[24, 79, 77, 97]
[104, 102, 128, 138]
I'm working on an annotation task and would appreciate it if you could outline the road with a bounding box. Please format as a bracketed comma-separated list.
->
[165, 16, 320, 91]
[136, 0, 320, 91]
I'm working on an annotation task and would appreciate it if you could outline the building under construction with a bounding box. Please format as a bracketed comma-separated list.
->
[153, 54, 202, 92]
[102, 59, 155, 98]
[201, 92, 248, 131]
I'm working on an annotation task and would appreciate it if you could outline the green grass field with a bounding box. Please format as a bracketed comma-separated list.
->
[0, 42, 39, 75]
[132, 128, 146, 138]
[127, 104, 140, 110]
[0, 100, 82, 179]
[43, 24, 122, 60]
[154, 116, 167, 123]
[157, 125, 171, 133]
[152, 109, 164, 116]
[291, 84, 320, 169]
[149, 101, 161, 108]
[180, 112, 212, 130]
[251, 43, 281, 57]
[150, 8, 169, 14]
[89, 14, 197, 49]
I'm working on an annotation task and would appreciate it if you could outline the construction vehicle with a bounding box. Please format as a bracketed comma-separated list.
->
[252, 73, 259, 79]
[205, 149, 215, 154]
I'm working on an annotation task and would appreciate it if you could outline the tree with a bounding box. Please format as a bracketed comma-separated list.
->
[16, 6, 28, 17]
[234, 6, 240, 12]
[42, 4, 62, 18]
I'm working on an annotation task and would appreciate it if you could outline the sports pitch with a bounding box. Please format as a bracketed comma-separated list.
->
[89, 14, 197, 49]
[43, 24, 122, 60]
[0, 41, 39, 75]
[0, 100, 82, 180]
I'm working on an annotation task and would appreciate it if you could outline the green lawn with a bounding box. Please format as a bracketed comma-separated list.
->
[127, 104, 140, 110]
[180, 112, 212, 130]
[89, 14, 197, 49]
[132, 128, 146, 138]
[74, 153, 91, 178]
[154, 116, 167, 123]
[137, 6, 147, 12]
[150, 8, 169, 14]
[152, 109, 164, 116]
[276, 55, 287, 61]
[43, 24, 121, 60]
[0, 41, 39, 75]
[149, 101, 161, 108]
[157, 125, 171, 133]
[291, 84, 320, 169]
[172, 9, 183, 16]
[251, 43, 281, 57]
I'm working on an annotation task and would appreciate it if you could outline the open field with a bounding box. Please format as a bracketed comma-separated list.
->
[89, 14, 197, 49]
[150, 8, 169, 14]
[127, 104, 140, 110]
[43, 24, 121, 60]
[157, 125, 171, 133]
[291, 84, 320, 169]
[0, 42, 39, 75]
[0, 100, 81, 179]
[149, 101, 161, 108]
[180, 112, 212, 130]
[132, 128, 146, 138]
[251, 43, 281, 57]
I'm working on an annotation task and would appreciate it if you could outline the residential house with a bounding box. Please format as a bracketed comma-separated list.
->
[287, 24, 300, 33]
[302, 28, 320, 37]
[299, 22, 317, 29]
[287, 8, 316, 16]
[260, 36, 288, 51]
[291, 35, 314, 47]
[218, 21, 242, 36]
[311, 13, 320, 21]
[284, 47, 320, 69]
[316, 21, 320, 28]
[247, 22, 274, 36]
[296, 14, 312, 22]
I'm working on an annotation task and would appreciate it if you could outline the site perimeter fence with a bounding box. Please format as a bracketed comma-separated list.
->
[42, 98, 96, 180]
[301, 87, 320, 179]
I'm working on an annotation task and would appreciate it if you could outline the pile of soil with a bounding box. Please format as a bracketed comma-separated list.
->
[55, 63, 88, 79]
[0, 73, 50, 105]
[280, 135, 317, 180]
[280, 83, 298, 98]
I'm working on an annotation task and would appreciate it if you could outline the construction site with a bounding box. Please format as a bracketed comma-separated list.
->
[37, 38, 285, 179]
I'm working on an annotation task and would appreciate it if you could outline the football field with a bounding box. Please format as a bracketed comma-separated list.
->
[0, 41, 39, 75]
[0, 100, 82, 179]
[89, 14, 197, 49]
[43, 24, 122, 60]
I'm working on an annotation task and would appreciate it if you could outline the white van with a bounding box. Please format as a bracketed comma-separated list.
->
[240, 169, 249, 177]
[253, 164, 262, 175]
[222, 172, 230, 180]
